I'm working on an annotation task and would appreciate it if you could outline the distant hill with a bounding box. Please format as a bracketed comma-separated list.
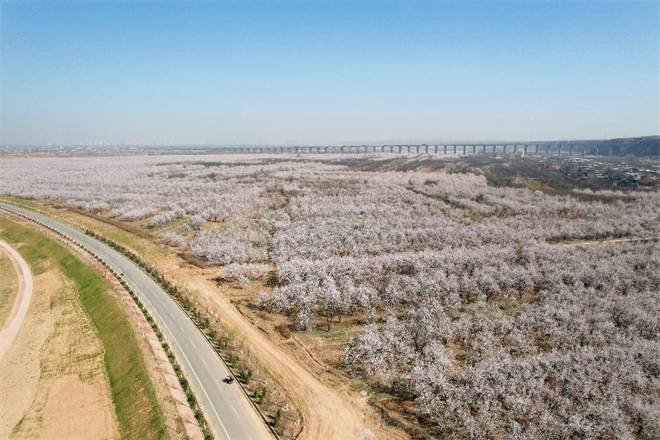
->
[595, 136, 660, 157]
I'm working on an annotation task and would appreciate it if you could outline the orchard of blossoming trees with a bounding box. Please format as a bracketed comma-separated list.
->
[1, 154, 659, 438]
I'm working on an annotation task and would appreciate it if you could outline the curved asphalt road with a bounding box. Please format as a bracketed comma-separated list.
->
[0, 202, 274, 440]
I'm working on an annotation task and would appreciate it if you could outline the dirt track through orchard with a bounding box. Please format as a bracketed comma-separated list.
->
[179, 270, 406, 440]
[558, 236, 660, 247]
[0, 240, 33, 362]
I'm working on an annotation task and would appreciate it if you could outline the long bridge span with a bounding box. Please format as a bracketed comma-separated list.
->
[205, 142, 615, 156]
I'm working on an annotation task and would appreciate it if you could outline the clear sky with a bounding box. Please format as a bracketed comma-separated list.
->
[1, 1, 659, 145]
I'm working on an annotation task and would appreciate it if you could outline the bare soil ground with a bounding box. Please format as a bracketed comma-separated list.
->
[0, 256, 120, 440]
[0, 212, 187, 440]
[0, 251, 18, 330]
[158, 265, 407, 440]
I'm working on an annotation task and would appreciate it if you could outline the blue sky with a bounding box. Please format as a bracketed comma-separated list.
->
[1, 1, 658, 145]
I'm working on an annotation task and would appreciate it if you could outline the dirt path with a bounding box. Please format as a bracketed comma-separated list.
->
[0, 240, 33, 362]
[557, 236, 659, 247]
[177, 268, 405, 440]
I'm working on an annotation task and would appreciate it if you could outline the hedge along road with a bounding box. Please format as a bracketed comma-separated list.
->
[0, 202, 274, 440]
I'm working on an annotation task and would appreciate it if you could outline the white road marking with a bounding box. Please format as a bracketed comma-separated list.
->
[231, 405, 240, 418]
[138, 290, 232, 440]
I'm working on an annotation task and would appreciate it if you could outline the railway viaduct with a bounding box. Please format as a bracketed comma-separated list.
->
[207, 143, 614, 156]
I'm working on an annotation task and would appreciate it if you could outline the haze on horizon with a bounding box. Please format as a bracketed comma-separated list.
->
[1, 1, 659, 146]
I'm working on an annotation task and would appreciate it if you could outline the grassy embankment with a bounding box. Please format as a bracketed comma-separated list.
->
[0, 249, 19, 328]
[1, 197, 167, 260]
[0, 215, 168, 440]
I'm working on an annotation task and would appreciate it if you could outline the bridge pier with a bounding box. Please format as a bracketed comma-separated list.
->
[434, 145, 439, 154]
[424, 144, 429, 154]
[444, 145, 447, 154]
[453, 145, 457, 154]
[472, 145, 476, 154]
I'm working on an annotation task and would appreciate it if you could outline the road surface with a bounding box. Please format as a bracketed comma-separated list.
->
[0, 240, 34, 362]
[0, 203, 274, 440]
